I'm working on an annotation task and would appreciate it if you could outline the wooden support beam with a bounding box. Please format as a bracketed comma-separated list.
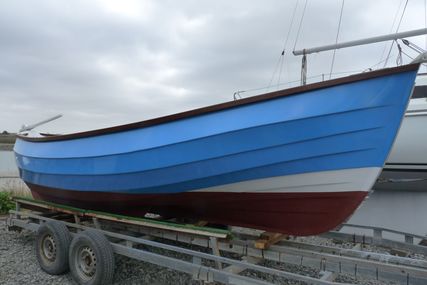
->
[255, 232, 287, 250]
[13, 197, 230, 239]
[194, 220, 208, 227]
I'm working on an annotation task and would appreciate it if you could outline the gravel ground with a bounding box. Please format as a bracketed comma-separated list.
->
[0, 217, 420, 285]
[0, 218, 198, 285]
[0, 218, 75, 285]
[296, 235, 427, 259]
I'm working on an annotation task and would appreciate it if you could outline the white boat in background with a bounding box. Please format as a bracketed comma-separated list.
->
[375, 73, 427, 191]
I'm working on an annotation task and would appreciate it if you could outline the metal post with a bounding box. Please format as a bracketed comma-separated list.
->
[405, 235, 414, 244]
[301, 51, 307, 86]
[74, 214, 81, 224]
[209, 237, 222, 270]
[373, 229, 382, 240]
[192, 256, 202, 280]
[92, 217, 101, 229]
[15, 202, 21, 219]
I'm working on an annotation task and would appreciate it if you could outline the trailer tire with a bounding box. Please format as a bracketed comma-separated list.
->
[35, 221, 71, 275]
[69, 229, 115, 285]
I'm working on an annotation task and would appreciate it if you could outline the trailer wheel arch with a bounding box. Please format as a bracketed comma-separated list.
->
[69, 229, 115, 285]
[35, 221, 71, 275]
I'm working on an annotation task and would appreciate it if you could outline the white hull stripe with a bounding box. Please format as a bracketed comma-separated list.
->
[191, 167, 382, 193]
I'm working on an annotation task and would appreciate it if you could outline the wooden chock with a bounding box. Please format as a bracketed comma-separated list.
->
[255, 232, 287, 250]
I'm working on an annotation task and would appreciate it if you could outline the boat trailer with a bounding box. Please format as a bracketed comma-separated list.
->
[6, 197, 427, 285]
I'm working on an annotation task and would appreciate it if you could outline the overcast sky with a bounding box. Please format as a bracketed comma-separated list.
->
[1, 0, 426, 133]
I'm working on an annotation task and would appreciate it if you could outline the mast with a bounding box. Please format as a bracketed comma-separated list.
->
[293, 28, 427, 85]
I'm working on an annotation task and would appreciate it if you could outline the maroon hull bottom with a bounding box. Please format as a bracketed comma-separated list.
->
[28, 183, 367, 236]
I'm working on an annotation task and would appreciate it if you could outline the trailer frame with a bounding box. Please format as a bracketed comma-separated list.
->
[6, 197, 427, 285]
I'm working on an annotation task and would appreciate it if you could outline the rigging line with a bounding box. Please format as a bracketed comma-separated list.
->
[329, 0, 345, 80]
[268, 0, 299, 91]
[239, 67, 364, 97]
[383, 0, 409, 68]
[277, 0, 299, 89]
[400, 49, 414, 60]
[379, 0, 405, 64]
[293, 0, 308, 51]
[277, 50, 285, 89]
[369, 58, 390, 70]
[266, 56, 283, 92]
[237, 67, 364, 96]
[282, 0, 299, 52]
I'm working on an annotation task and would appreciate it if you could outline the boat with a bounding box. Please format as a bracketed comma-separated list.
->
[13, 63, 420, 235]
[375, 73, 427, 191]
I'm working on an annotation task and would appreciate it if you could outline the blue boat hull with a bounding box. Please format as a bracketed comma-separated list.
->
[14, 65, 419, 235]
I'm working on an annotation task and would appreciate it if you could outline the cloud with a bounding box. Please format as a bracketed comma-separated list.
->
[0, 0, 425, 133]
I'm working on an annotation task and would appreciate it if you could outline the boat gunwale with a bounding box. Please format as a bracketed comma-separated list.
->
[17, 63, 420, 142]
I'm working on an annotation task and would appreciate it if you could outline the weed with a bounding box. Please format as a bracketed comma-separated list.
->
[0, 191, 14, 214]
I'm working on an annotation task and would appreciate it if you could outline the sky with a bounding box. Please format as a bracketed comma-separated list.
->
[1, 0, 426, 134]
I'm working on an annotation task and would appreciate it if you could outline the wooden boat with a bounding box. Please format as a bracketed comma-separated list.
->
[375, 73, 427, 191]
[14, 63, 420, 235]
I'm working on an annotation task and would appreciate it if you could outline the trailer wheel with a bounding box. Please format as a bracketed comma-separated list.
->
[35, 221, 71, 275]
[69, 230, 115, 285]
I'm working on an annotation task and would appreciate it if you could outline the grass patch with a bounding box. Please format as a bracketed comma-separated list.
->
[0, 191, 14, 214]
[0, 180, 31, 215]
[0, 181, 30, 214]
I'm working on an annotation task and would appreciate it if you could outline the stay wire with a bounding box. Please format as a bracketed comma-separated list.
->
[267, 56, 284, 92]
[282, 0, 299, 52]
[277, 0, 299, 89]
[383, 0, 409, 68]
[293, 0, 308, 52]
[329, 0, 345, 80]
[400, 49, 414, 60]
[277, 51, 285, 89]
[379, 0, 404, 64]
[267, 0, 299, 91]
[236, 68, 364, 99]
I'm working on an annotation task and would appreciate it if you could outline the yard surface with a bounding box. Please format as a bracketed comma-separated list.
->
[0, 216, 199, 285]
